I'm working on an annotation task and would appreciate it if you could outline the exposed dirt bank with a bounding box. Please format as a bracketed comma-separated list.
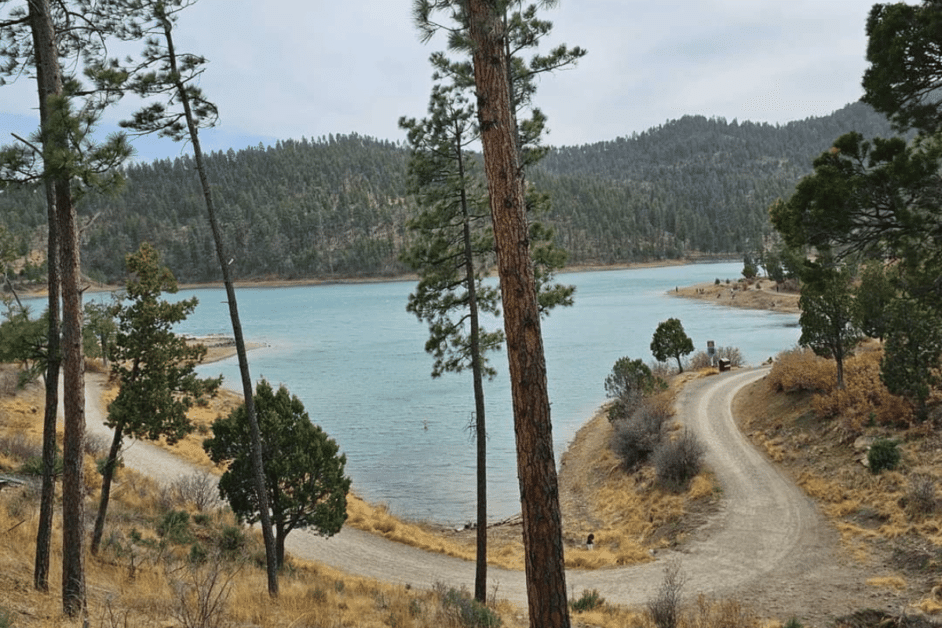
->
[187, 334, 265, 364]
[671, 277, 800, 314]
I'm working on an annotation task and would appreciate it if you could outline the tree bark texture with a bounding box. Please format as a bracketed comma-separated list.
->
[34, 176, 59, 592]
[464, 1, 570, 626]
[57, 167, 86, 620]
[91, 423, 125, 555]
[33, 68, 60, 595]
[28, 0, 87, 617]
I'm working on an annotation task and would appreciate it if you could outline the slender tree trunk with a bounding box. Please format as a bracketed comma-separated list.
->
[835, 343, 845, 390]
[28, 0, 86, 617]
[458, 139, 488, 602]
[33, 88, 60, 594]
[91, 422, 124, 555]
[57, 169, 86, 621]
[159, 13, 279, 595]
[275, 524, 286, 570]
[469, 274, 489, 603]
[465, 2, 569, 626]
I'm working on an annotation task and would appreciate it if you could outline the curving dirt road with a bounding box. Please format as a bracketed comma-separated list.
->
[83, 368, 901, 620]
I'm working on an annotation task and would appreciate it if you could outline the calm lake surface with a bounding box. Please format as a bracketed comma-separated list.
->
[82, 262, 800, 524]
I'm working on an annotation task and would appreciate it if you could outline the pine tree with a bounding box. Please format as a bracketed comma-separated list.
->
[855, 260, 898, 343]
[118, 0, 281, 595]
[409, 3, 580, 612]
[881, 298, 942, 421]
[400, 72, 504, 602]
[91, 242, 220, 555]
[650, 318, 695, 374]
[797, 262, 861, 390]
[863, 0, 942, 136]
[465, 2, 569, 625]
[1, 0, 134, 611]
[204, 380, 351, 568]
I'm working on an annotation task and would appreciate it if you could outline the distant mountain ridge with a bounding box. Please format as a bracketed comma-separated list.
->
[0, 101, 897, 284]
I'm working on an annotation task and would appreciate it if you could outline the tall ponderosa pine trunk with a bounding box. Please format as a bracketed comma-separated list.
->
[157, 10, 279, 596]
[465, 1, 569, 627]
[33, 110, 60, 596]
[56, 157, 86, 619]
[28, 0, 87, 617]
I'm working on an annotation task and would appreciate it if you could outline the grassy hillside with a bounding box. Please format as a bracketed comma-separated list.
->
[0, 361, 740, 627]
[2, 339, 941, 625]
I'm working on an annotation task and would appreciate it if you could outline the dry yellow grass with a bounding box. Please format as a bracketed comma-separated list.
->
[767, 345, 913, 437]
[916, 584, 942, 615]
[917, 597, 942, 615]
[740, 346, 942, 608]
[798, 459, 934, 550]
[565, 590, 764, 628]
[753, 433, 789, 463]
[555, 386, 720, 570]
[346, 496, 489, 564]
[0, 458, 526, 628]
[866, 575, 906, 590]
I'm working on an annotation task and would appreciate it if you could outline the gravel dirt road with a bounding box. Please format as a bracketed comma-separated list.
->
[83, 367, 906, 621]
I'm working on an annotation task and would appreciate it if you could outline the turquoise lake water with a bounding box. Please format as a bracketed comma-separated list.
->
[66, 262, 800, 524]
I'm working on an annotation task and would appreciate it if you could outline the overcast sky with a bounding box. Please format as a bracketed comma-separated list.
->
[0, 0, 899, 163]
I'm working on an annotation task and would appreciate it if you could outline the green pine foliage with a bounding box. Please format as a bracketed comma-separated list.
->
[203, 379, 351, 568]
[399, 79, 503, 380]
[868, 438, 901, 474]
[855, 261, 898, 342]
[107, 243, 221, 444]
[0, 305, 47, 383]
[797, 262, 862, 390]
[880, 299, 942, 421]
[92, 242, 222, 554]
[570, 589, 604, 613]
[650, 318, 695, 374]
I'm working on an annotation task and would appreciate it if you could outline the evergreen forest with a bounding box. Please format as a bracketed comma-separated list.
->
[0, 101, 898, 284]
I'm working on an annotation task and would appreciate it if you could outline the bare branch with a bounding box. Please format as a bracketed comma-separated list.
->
[10, 132, 42, 155]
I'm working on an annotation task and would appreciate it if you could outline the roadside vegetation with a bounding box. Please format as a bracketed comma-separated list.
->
[0, 359, 761, 628]
[0, 363, 524, 628]
[742, 344, 942, 613]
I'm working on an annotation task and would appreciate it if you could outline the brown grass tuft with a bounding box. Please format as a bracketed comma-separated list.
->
[766, 347, 833, 394]
[0, 457, 525, 628]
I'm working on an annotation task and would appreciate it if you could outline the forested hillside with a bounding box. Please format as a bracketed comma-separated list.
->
[0, 102, 897, 284]
[533, 102, 899, 262]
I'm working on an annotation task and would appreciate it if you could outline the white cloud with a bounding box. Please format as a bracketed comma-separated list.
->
[0, 0, 906, 159]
